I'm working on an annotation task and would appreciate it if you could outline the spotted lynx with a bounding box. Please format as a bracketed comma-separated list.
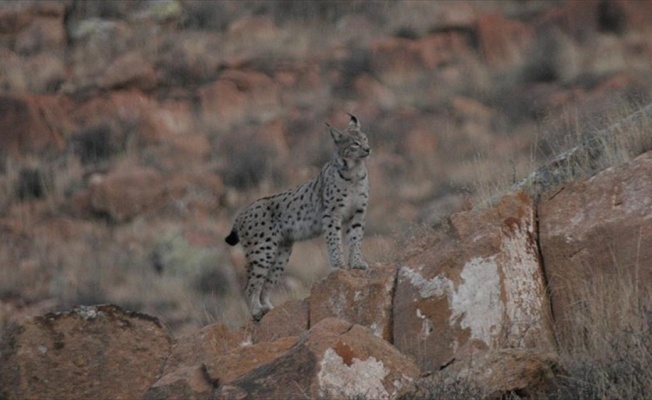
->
[225, 115, 371, 320]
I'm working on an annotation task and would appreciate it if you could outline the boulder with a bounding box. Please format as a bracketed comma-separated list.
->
[99, 51, 157, 90]
[539, 150, 652, 345]
[199, 70, 280, 130]
[205, 336, 299, 385]
[146, 336, 297, 400]
[0, 94, 66, 154]
[409, 349, 561, 399]
[214, 318, 420, 400]
[142, 365, 215, 400]
[0, 304, 172, 400]
[394, 192, 555, 372]
[89, 165, 167, 222]
[310, 266, 397, 341]
[475, 13, 533, 68]
[163, 323, 247, 374]
[252, 299, 309, 343]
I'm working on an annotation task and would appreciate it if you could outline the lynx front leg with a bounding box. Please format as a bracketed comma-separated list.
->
[346, 209, 368, 270]
[323, 214, 345, 269]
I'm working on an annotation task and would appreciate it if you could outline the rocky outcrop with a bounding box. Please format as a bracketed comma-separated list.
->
[394, 191, 555, 372]
[409, 349, 562, 399]
[310, 266, 397, 341]
[0, 304, 172, 400]
[539, 150, 652, 344]
[214, 318, 419, 400]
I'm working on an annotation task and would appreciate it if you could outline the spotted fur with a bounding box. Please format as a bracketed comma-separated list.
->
[225, 115, 371, 320]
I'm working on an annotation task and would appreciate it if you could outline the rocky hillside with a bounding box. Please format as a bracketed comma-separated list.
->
[1, 0, 652, 397]
[2, 147, 652, 398]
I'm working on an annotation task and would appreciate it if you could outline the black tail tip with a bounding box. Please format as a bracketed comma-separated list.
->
[225, 230, 239, 246]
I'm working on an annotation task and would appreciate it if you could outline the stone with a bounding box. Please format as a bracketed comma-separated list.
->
[163, 323, 247, 375]
[475, 13, 533, 68]
[0, 304, 172, 400]
[214, 318, 420, 400]
[206, 336, 298, 385]
[0, 93, 66, 154]
[142, 365, 215, 400]
[99, 51, 157, 90]
[310, 266, 397, 341]
[394, 192, 555, 372]
[410, 349, 561, 399]
[89, 165, 166, 222]
[252, 299, 308, 343]
[539, 150, 652, 345]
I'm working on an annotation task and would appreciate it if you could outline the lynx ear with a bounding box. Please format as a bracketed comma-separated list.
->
[347, 113, 360, 131]
[326, 122, 347, 143]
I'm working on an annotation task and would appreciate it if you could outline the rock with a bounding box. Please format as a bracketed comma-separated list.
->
[0, 93, 66, 154]
[475, 13, 533, 68]
[69, 18, 134, 88]
[252, 299, 308, 343]
[310, 266, 397, 341]
[89, 165, 167, 222]
[539, 150, 652, 345]
[394, 192, 555, 372]
[214, 318, 420, 400]
[226, 15, 279, 44]
[410, 349, 561, 399]
[369, 37, 426, 86]
[163, 323, 247, 374]
[99, 51, 157, 90]
[0, 304, 172, 400]
[206, 336, 299, 385]
[143, 365, 215, 400]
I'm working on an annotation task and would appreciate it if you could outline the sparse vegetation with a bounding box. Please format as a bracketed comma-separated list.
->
[2, 1, 652, 397]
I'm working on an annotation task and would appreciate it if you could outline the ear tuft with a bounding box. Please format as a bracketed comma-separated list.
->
[347, 113, 360, 130]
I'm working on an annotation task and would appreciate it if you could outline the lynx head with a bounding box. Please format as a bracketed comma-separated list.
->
[327, 114, 371, 161]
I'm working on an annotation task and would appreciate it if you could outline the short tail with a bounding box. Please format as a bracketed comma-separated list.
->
[225, 229, 239, 246]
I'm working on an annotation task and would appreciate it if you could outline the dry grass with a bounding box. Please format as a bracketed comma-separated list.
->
[547, 262, 652, 399]
[470, 99, 652, 207]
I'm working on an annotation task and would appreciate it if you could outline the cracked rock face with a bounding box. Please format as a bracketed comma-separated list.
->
[0, 304, 172, 400]
[393, 192, 555, 372]
[214, 318, 419, 400]
[539, 150, 652, 345]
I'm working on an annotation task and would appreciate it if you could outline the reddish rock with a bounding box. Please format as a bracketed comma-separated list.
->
[253, 299, 309, 343]
[0, 304, 172, 400]
[89, 165, 167, 222]
[199, 79, 247, 130]
[394, 192, 555, 372]
[539, 150, 652, 345]
[226, 15, 279, 43]
[214, 318, 419, 400]
[369, 37, 425, 86]
[411, 349, 561, 399]
[68, 18, 134, 88]
[475, 13, 533, 68]
[99, 51, 157, 90]
[0, 94, 66, 154]
[206, 336, 299, 384]
[534, 0, 652, 37]
[163, 323, 246, 375]
[310, 266, 397, 341]
[142, 365, 215, 400]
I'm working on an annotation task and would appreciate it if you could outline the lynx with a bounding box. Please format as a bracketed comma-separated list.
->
[225, 114, 371, 320]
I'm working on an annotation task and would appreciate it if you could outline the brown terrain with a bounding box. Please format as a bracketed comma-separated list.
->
[1, 0, 652, 398]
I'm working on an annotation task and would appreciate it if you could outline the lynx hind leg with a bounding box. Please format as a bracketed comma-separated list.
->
[244, 259, 270, 321]
[260, 243, 293, 312]
[244, 243, 278, 321]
